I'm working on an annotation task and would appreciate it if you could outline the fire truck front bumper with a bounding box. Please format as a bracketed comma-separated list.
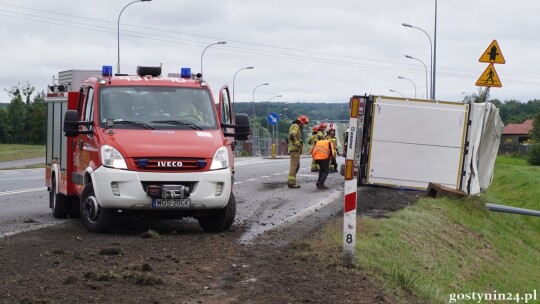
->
[91, 166, 232, 210]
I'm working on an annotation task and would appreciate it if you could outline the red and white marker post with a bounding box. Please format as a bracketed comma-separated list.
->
[343, 96, 362, 267]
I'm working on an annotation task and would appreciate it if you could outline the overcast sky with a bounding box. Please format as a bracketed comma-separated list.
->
[1, 0, 539, 104]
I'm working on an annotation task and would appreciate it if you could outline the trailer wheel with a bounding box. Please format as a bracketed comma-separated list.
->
[51, 177, 69, 218]
[197, 193, 236, 232]
[81, 184, 114, 233]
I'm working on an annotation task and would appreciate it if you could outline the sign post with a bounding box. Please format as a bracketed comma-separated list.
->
[343, 96, 362, 267]
[267, 112, 279, 158]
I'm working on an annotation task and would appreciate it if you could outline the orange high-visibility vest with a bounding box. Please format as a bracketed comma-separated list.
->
[312, 140, 333, 160]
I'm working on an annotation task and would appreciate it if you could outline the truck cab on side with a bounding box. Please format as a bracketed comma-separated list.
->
[45, 66, 249, 233]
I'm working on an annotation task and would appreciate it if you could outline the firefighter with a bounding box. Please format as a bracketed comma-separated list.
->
[312, 137, 334, 190]
[326, 127, 339, 172]
[287, 115, 309, 188]
[308, 125, 320, 172]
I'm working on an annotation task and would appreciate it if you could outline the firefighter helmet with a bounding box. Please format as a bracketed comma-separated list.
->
[312, 126, 319, 131]
[319, 122, 327, 130]
[297, 115, 309, 125]
[328, 127, 336, 134]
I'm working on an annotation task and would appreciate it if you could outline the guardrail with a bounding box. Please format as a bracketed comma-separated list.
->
[486, 203, 540, 217]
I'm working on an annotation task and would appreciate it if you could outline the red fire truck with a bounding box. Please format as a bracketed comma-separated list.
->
[45, 66, 249, 233]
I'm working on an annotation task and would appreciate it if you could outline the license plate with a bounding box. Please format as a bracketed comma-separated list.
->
[152, 198, 191, 208]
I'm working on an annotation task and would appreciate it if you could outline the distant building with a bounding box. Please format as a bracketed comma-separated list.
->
[500, 119, 534, 145]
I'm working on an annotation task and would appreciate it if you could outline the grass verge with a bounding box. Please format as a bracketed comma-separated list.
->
[309, 156, 539, 303]
[0, 144, 45, 162]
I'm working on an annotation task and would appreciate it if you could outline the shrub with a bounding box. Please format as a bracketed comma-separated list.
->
[527, 143, 540, 166]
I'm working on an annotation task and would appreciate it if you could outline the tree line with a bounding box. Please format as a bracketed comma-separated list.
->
[0, 84, 539, 146]
[0, 83, 46, 145]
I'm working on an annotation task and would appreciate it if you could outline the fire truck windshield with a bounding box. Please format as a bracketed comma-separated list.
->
[99, 87, 217, 130]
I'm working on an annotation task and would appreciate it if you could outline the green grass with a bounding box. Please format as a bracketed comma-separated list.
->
[0, 144, 45, 162]
[319, 156, 540, 303]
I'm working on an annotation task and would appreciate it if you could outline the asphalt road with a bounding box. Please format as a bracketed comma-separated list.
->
[0, 157, 345, 242]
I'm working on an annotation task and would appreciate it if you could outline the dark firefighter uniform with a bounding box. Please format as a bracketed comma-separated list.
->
[309, 125, 321, 172]
[326, 128, 338, 172]
[288, 115, 309, 188]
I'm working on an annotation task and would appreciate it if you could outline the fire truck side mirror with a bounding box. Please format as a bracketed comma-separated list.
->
[233, 114, 250, 141]
[221, 113, 251, 141]
[63, 110, 92, 137]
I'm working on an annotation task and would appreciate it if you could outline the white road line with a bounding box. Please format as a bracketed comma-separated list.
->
[272, 173, 282, 176]
[273, 191, 342, 229]
[234, 181, 243, 185]
[260, 176, 270, 178]
[247, 178, 257, 181]
[0, 221, 65, 239]
[0, 187, 47, 196]
[24, 177, 43, 180]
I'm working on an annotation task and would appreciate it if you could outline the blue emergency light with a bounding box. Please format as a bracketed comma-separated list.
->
[181, 68, 191, 79]
[102, 65, 113, 76]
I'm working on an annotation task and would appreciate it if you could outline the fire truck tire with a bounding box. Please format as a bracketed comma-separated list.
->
[197, 193, 236, 232]
[81, 184, 114, 233]
[51, 177, 69, 219]
[69, 197, 81, 218]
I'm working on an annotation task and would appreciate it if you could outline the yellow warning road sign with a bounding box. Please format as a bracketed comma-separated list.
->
[479, 40, 506, 64]
[476, 63, 502, 87]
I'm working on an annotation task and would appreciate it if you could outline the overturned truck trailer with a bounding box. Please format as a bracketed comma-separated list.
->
[354, 95, 503, 195]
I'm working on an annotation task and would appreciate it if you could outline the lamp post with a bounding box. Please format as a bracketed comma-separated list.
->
[402, 22, 433, 99]
[252, 83, 269, 117]
[200, 41, 226, 78]
[232, 66, 254, 103]
[268, 94, 283, 102]
[389, 89, 404, 98]
[398, 76, 416, 98]
[117, 0, 152, 74]
[433, 0, 438, 100]
[405, 55, 428, 99]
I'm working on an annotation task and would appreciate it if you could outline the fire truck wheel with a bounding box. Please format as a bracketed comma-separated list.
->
[197, 193, 236, 232]
[81, 184, 114, 233]
[51, 177, 69, 219]
[69, 197, 81, 218]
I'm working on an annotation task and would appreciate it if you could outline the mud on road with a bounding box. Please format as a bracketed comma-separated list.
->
[0, 186, 421, 304]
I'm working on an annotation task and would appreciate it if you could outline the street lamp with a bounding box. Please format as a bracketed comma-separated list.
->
[117, 0, 152, 74]
[405, 55, 428, 99]
[402, 22, 433, 99]
[200, 41, 226, 78]
[389, 89, 404, 98]
[232, 66, 254, 103]
[268, 94, 283, 102]
[252, 83, 269, 117]
[398, 76, 417, 98]
[433, 0, 438, 100]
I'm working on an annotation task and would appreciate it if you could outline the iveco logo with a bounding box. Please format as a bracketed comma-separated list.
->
[158, 161, 183, 167]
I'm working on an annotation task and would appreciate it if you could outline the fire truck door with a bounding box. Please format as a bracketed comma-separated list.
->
[74, 86, 97, 188]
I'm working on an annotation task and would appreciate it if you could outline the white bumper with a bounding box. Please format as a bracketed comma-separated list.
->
[91, 166, 232, 210]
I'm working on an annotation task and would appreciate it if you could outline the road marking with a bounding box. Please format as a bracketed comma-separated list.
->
[238, 190, 342, 244]
[23, 177, 43, 180]
[260, 176, 270, 178]
[0, 187, 47, 196]
[247, 178, 257, 181]
[272, 173, 282, 176]
[234, 181, 243, 185]
[0, 221, 66, 239]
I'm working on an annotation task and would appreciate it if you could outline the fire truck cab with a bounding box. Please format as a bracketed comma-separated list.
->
[45, 66, 249, 233]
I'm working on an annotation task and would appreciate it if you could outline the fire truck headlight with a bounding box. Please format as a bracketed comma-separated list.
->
[210, 147, 229, 170]
[101, 145, 128, 169]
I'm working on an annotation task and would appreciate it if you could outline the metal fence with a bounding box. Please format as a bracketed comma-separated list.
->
[498, 143, 530, 156]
